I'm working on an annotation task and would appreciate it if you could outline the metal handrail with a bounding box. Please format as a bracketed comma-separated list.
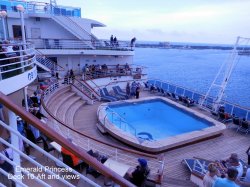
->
[150, 79, 250, 120]
[0, 92, 135, 187]
[29, 38, 133, 51]
[41, 82, 158, 158]
[105, 106, 137, 136]
[0, 120, 100, 187]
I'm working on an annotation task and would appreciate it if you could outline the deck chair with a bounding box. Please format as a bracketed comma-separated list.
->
[61, 152, 84, 171]
[237, 120, 249, 134]
[112, 87, 127, 99]
[233, 117, 241, 126]
[102, 88, 120, 100]
[160, 88, 166, 96]
[99, 89, 117, 102]
[115, 86, 127, 95]
[171, 93, 178, 100]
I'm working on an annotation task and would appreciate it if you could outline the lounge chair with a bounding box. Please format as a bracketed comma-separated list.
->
[183, 97, 195, 107]
[99, 89, 117, 102]
[183, 157, 211, 176]
[115, 86, 127, 95]
[237, 120, 249, 134]
[233, 117, 241, 126]
[171, 93, 178, 100]
[160, 88, 166, 96]
[112, 87, 128, 99]
[218, 112, 232, 123]
[102, 88, 120, 100]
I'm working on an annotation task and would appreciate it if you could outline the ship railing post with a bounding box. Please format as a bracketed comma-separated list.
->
[8, 110, 22, 187]
[87, 139, 90, 150]
[231, 105, 235, 116]
[115, 149, 118, 161]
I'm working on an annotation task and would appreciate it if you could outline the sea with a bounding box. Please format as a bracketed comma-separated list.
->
[134, 47, 250, 109]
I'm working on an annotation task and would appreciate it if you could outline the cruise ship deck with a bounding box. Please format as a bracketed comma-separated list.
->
[36, 83, 250, 187]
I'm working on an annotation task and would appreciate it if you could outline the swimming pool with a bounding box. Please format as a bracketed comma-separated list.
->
[97, 96, 226, 152]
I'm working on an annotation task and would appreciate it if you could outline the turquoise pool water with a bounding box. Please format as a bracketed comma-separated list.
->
[106, 99, 213, 140]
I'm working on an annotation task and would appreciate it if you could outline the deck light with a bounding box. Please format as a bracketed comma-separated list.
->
[0, 10, 7, 40]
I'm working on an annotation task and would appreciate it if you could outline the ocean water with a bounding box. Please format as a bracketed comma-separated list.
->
[134, 48, 250, 108]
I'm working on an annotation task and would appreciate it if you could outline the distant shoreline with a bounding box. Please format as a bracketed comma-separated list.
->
[135, 43, 236, 50]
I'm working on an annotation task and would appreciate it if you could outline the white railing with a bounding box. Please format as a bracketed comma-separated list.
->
[29, 38, 133, 51]
[84, 64, 146, 81]
[0, 42, 36, 81]
[41, 82, 164, 177]
[0, 120, 100, 187]
[0, 0, 81, 17]
[149, 79, 250, 121]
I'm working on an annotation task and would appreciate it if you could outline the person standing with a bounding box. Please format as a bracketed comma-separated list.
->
[130, 37, 136, 50]
[136, 86, 140, 99]
[126, 82, 130, 98]
[110, 35, 114, 46]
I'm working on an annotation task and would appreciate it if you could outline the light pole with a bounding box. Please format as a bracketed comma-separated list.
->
[16, 4, 26, 50]
[0, 10, 7, 40]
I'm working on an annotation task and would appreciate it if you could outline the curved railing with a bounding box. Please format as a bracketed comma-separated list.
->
[41, 81, 158, 158]
[149, 79, 250, 120]
[0, 42, 36, 81]
[0, 91, 135, 187]
[41, 82, 164, 178]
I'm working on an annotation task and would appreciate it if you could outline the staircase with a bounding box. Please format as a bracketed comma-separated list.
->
[46, 86, 86, 127]
[70, 78, 101, 103]
[35, 49, 64, 72]
[52, 16, 95, 49]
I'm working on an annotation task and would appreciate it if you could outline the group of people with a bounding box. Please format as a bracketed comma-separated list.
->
[110, 35, 119, 47]
[203, 152, 250, 187]
[82, 63, 134, 80]
[126, 81, 141, 99]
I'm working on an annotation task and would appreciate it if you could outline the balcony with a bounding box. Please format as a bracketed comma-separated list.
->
[0, 42, 37, 95]
[0, 0, 81, 17]
[30, 38, 134, 52]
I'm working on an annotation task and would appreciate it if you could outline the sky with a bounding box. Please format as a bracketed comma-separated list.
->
[46, 0, 250, 44]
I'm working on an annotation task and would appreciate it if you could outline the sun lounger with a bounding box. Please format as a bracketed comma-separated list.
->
[102, 88, 120, 100]
[237, 120, 249, 134]
[183, 158, 211, 175]
[99, 89, 117, 102]
[112, 87, 128, 99]
[115, 86, 127, 95]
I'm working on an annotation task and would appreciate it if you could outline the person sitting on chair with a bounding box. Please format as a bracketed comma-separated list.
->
[129, 158, 150, 187]
[61, 138, 83, 167]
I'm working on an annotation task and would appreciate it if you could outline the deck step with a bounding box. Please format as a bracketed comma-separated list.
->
[56, 95, 79, 123]
[48, 92, 76, 116]
[66, 100, 86, 127]
[96, 123, 107, 134]
[45, 86, 71, 108]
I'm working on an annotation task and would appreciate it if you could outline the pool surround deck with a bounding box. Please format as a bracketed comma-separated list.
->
[97, 96, 226, 152]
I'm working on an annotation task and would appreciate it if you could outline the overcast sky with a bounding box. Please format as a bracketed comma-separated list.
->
[46, 0, 250, 44]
